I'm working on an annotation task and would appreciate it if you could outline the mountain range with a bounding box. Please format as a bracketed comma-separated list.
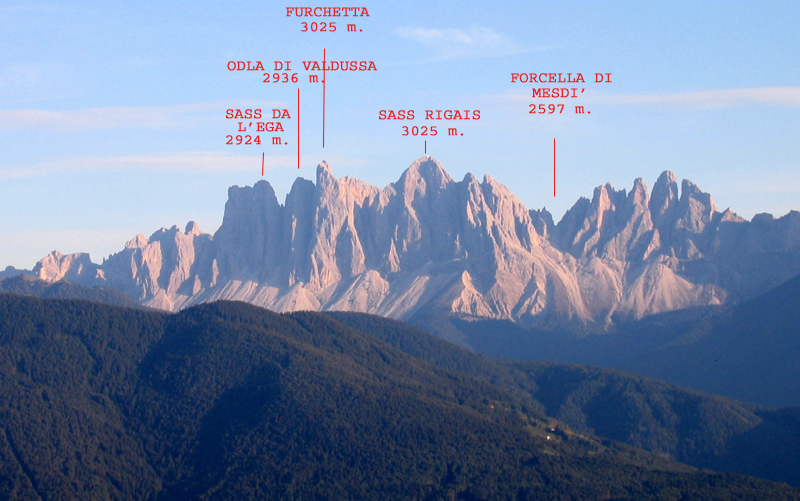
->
[5, 157, 799, 498]
[23, 157, 800, 329]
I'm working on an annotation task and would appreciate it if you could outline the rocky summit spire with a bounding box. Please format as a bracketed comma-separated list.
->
[649, 170, 679, 227]
[397, 156, 453, 196]
[629, 178, 649, 207]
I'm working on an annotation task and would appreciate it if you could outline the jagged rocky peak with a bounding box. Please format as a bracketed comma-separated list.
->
[477, 173, 541, 249]
[629, 178, 649, 206]
[314, 160, 339, 207]
[314, 161, 379, 210]
[649, 170, 679, 224]
[397, 156, 453, 195]
[480, 173, 520, 207]
[592, 182, 626, 211]
[126, 234, 148, 249]
[33, 251, 98, 283]
[718, 208, 744, 224]
[223, 179, 281, 212]
[149, 225, 178, 240]
[461, 172, 484, 200]
[284, 177, 316, 223]
[462, 171, 479, 185]
[220, 180, 281, 229]
[185, 221, 202, 236]
[316, 160, 335, 187]
[674, 178, 717, 233]
[530, 208, 554, 238]
[679, 179, 716, 211]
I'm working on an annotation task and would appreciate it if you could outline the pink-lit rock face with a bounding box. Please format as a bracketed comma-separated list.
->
[32, 157, 800, 327]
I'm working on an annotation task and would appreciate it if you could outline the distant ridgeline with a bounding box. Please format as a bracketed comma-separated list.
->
[0, 274, 144, 309]
[17, 157, 800, 330]
[0, 293, 799, 498]
[447, 272, 800, 408]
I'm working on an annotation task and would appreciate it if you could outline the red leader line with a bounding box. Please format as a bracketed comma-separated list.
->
[322, 48, 326, 148]
[553, 138, 556, 197]
[424, 140, 427, 155]
[297, 88, 300, 169]
[262, 152, 264, 176]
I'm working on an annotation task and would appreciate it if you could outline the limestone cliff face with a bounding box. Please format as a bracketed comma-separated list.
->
[33, 251, 100, 283]
[32, 157, 800, 327]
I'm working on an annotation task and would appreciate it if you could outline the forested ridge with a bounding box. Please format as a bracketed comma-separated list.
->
[0, 293, 797, 499]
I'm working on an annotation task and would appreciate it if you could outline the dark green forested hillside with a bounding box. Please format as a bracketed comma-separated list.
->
[0, 293, 166, 499]
[329, 311, 800, 488]
[0, 294, 798, 499]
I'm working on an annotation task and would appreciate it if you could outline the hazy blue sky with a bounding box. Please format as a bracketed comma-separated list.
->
[1, 1, 798, 269]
